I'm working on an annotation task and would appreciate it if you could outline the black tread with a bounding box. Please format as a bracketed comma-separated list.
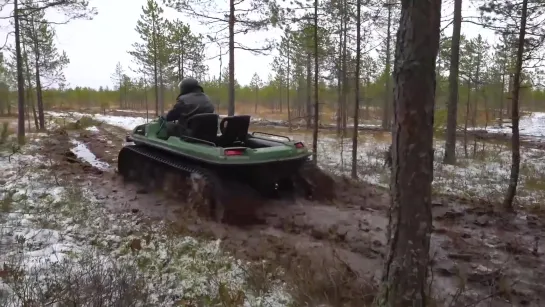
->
[120, 144, 215, 180]
[116, 144, 326, 222]
[118, 144, 224, 221]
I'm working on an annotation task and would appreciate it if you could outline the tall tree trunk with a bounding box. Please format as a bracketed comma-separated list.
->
[22, 43, 38, 131]
[30, 18, 45, 130]
[351, 0, 361, 179]
[306, 53, 312, 129]
[217, 48, 223, 113]
[341, 11, 348, 135]
[30, 94, 39, 130]
[254, 87, 258, 113]
[152, 16, 159, 116]
[463, 79, 471, 158]
[26, 92, 30, 131]
[378, 0, 441, 304]
[507, 74, 513, 118]
[312, 0, 319, 164]
[499, 67, 505, 127]
[336, 22, 342, 135]
[382, 1, 393, 130]
[179, 40, 185, 81]
[443, 0, 462, 164]
[287, 38, 292, 132]
[14, 0, 25, 145]
[472, 52, 482, 157]
[144, 83, 149, 122]
[227, 0, 235, 116]
[504, 0, 527, 211]
[159, 66, 164, 115]
[279, 83, 283, 113]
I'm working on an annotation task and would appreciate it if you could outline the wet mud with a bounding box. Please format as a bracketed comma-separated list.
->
[33, 125, 545, 307]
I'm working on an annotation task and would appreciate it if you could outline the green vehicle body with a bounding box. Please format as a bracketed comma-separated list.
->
[118, 115, 329, 204]
[126, 117, 312, 166]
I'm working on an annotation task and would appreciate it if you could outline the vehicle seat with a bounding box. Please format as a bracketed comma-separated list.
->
[183, 113, 219, 145]
[217, 115, 251, 147]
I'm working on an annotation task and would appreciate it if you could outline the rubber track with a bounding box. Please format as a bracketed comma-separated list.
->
[118, 145, 224, 220]
[120, 144, 217, 182]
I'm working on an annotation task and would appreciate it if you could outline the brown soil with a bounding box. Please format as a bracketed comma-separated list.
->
[32, 124, 545, 307]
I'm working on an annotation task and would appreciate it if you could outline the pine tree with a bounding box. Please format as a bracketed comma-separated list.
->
[8, 0, 96, 143]
[164, 0, 281, 116]
[249, 73, 262, 113]
[377, 0, 441, 304]
[20, 1, 69, 129]
[167, 20, 207, 83]
[129, 0, 169, 115]
[479, 0, 545, 209]
[111, 62, 124, 108]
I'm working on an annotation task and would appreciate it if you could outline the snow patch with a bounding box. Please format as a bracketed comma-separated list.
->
[69, 139, 110, 171]
[86, 126, 99, 132]
[480, 112, 545, 138]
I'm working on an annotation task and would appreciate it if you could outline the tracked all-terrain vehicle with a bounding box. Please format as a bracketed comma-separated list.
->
[117, 114, 334, 223]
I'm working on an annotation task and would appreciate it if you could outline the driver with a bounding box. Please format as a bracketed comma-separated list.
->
[164, 77, 215, 136]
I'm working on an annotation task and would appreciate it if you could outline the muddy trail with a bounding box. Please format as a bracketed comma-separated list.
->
[35, 124, 545, 307]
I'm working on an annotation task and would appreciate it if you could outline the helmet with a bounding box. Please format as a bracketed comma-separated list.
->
[178, 78, 203, 95]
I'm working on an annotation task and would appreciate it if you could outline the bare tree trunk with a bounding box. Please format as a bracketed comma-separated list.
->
[382, 1, 393, 130]
[26, 94, 30, 131]
[144, 83, 149, 123]
[227, 0, 235, 116]
[351, 0, 361, 179]
[312, 0, 319, 164]
[504, 0, 527, 211]
[306, 54, 312, 129]
[499, 69, 505, 127]
[29, 18, 45, 130]
[30, 94, 38, 130]
[472, 52, 481, 157]
[464, 79, 471, 158]
[378, 0, 440, 304]
[159, 67, 164, 115]
[254, 87, 258, 113]
[336, 22, 342, 135]
[14, 0, 26, 145]
[507, 74, 513, 118]
[287, 39, 292, 132]
[341, 12, 348, 135]
[24, 60, 38, 130]
[443, 0, 462, 164]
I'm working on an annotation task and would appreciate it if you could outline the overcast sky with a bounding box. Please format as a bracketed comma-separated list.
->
[0, 0, 493, 89]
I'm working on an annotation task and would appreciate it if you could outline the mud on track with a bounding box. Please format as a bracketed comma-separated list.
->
[35, 125, 545, 307]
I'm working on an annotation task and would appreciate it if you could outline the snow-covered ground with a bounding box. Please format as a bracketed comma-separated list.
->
[44, 111, 545, 204]
[0, 140, 290, 306]
[314, 135, 545, 205]
[478, 112, 545, 138]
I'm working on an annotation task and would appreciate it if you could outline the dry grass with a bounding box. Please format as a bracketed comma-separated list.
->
[283, 254, 377, 307]
[0, 251, 153, 307]
[0, 121, 10, 145]
[239, 246, 377, 307]
[61, 116, 103, 131]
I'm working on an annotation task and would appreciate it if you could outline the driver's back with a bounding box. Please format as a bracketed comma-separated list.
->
[176, 91, 215, 120]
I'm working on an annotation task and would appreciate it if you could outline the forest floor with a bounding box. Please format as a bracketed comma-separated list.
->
[0, 112, 544, 306]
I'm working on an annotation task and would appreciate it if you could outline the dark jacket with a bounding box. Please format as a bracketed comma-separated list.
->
[165, 91, 215, 123]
